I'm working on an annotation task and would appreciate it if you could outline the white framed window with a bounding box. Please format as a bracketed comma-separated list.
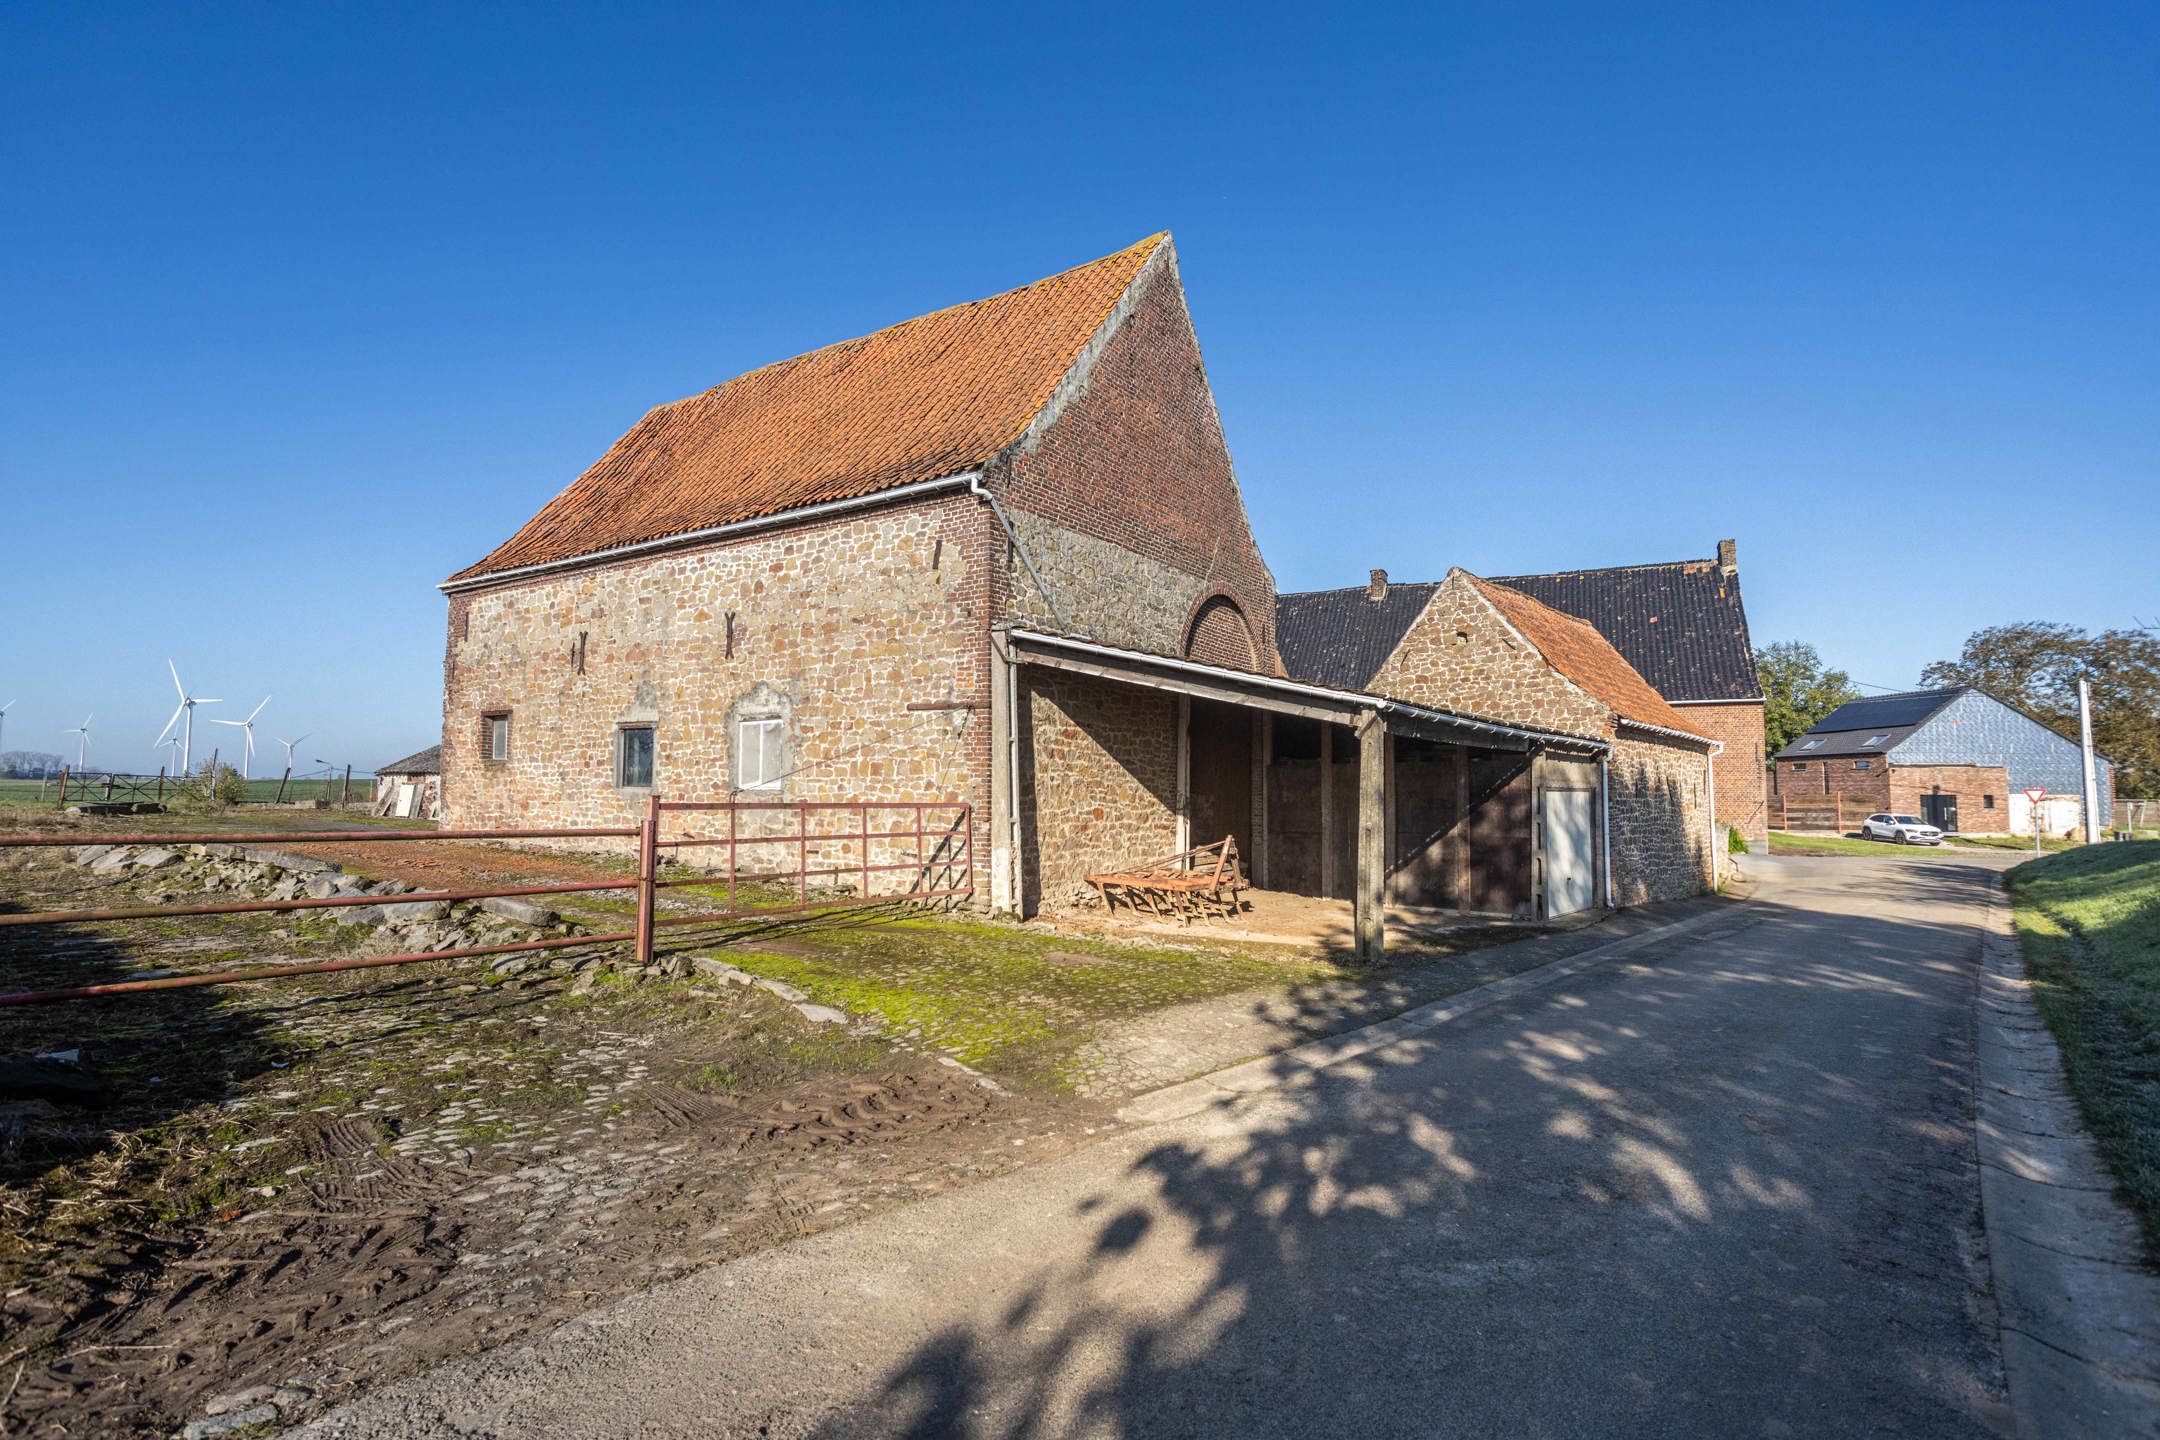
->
[1863, 734, 1888, 747]
[1799, 739, 1823, 751]
[737, 716, 784, 791]
[484, 713, 510, 762]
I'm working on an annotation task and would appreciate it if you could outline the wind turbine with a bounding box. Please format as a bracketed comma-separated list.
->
[0, 699, 14, 762]
[210, 696, 271, 779]
[64, 714, 92, 772]
[155, 661, 220, 774]
[160, 734, 185, 775]
[274, 732, 314, 771]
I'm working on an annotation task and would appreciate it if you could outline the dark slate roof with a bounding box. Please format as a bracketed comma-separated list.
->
[376, 744, 441, 776]
[1771, 688, 1964, 761]
[1488, 556, 1759, 703]
[1275, 583, 1442, 689]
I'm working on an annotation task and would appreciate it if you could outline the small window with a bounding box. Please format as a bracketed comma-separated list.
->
[1984, 794, 1996, 809]
[737, 716, 784, 791]
[1799, 739, 1823, 750]
[484, 713, 510, 762]
[1853, 759, 1871, 770]
[1791, 762, 1808, 772]
[616, 726, 654, 789]
[1863, 734, 1889, 747]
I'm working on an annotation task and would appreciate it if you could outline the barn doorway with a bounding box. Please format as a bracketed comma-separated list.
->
[1186, 697, 1254, 864]
[1541, 787, 1596, 916]
[1921, 792, 1959, 833]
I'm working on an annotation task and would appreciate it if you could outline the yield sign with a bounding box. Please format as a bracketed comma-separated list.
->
[2023, 787, 2049, 805]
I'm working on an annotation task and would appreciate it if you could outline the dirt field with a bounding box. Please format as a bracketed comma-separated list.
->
[0, 828, 1097, 1438]
[0, 808, 1404, 1438]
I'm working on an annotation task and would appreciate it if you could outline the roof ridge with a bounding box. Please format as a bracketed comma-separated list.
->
[1489, 557, 1714, 580]
[1278, 580, 1441, 600]
[661, 233, 1168, 412]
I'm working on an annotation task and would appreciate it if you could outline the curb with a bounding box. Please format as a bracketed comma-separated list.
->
[1117, 899, 1758, 1125]
[1975, 877, 2160, 1438]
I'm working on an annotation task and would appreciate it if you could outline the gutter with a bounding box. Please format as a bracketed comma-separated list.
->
[1007, 628, 1608, 753]
[1617, 716, 1724, 753]
[439, 471, 983, 594]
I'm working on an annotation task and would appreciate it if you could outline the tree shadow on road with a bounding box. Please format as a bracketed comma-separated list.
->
[814, 858, 2010, 1440]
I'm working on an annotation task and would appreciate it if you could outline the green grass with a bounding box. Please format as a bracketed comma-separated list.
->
[1952, 832, 2081, 853]
[711, 914, 1344, 1092]
[1768, 830, 1909, 856]
[2008, 840, 2160, 1259]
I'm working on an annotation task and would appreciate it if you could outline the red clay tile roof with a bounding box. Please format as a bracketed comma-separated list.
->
[450, 234, 1169, 583]
[1469, 575, 1710, 740]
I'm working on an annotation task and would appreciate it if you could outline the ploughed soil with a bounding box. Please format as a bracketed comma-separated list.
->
[0, 831, 1095, 1439]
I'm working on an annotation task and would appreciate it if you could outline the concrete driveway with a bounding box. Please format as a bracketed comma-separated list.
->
[300, 852, 2018, 1439]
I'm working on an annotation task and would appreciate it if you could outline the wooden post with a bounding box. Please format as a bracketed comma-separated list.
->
[798, 800, 809, 906]
[860, 801, 871, 899]
[1451, 744, 1471, 913]
[340, 765, 352, 806]
[1355, 714, 1387, 963]
[1319, 724, 1335, 898]
[274, 766, 290, 804]
[634, 791, 660, 968]
[54, 766, 67, 809]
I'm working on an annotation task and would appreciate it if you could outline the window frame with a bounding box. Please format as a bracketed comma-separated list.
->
[482, 712, 511, 764]
[615, 723, 655, 791]
[736, 715, 785, 792]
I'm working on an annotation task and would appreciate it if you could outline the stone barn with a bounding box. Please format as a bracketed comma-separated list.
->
[437, 233, 1703, 955]
[1278, 569, 1721, 907]
[373, 744, 442, 820]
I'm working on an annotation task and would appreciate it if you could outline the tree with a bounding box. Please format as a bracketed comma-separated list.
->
[1923, 622, 2160, 799]
[1757, 641, 1860, 755]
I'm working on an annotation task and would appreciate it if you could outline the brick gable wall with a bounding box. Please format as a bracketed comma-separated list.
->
[1680, 701, 1769, 849]
[992, 250, 1279, 669]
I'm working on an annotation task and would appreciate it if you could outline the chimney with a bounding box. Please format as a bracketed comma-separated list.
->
[1367, 568, 1388, 602]
[1716, 538, 1737, 578]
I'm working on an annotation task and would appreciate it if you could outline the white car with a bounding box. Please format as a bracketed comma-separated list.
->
[1863, 813, 1945, 845]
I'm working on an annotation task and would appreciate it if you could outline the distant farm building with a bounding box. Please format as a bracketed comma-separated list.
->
[1771, 687, 2112, 836]
[373, 744, 442, 820]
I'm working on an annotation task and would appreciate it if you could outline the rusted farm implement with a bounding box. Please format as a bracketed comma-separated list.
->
[1086, 836, 1246, 921]
[0, 797, 972, 1005]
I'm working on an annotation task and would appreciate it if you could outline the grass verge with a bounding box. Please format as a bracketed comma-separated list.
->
[1768, 830, 1910, 856]
[2007, 840, 2160, 1259]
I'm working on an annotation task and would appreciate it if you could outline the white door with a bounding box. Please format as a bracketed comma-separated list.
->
[395, 782, 419, 818]
[1542, 789, 1595, 917]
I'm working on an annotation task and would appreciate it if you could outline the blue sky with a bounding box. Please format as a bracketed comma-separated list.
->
[3, 2, 2154, 774]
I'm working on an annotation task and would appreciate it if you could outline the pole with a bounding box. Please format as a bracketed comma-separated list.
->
[634, 791, 660, 968]
[275, 766, 290, 804]
[2078, 677, 2102, 845]
[341, 764, 352, 806]
[54, 766, 67, 809]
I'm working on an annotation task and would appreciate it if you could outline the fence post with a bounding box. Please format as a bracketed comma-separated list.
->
[634, 791, 660, 969]
[54, 767, 67, 809]
[340, 765, 352, 806]
[275, 766, 290, 804]
[962, 804, 975, 905]
[914, 802, 926, 896]
[860, 801, 871, 900]
[797, 800, 809, 907]
[727, 803, 737, 913]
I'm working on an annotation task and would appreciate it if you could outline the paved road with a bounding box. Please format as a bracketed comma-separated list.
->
[303, 853, 2017, 1439]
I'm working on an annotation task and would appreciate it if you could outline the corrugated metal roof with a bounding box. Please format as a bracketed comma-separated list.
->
[1490, 555, 1758, 702]
[449, 235, 1167, 583]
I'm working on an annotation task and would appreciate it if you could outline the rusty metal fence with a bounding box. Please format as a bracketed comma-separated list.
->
[0, 798, 972, 1006]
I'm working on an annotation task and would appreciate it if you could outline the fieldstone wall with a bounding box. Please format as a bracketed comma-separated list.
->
[442, 495, 998, 875]
[1608, 733, 1715, 904]
[1369, 576, 1614, 738]
[1018, 671, 1179, 911]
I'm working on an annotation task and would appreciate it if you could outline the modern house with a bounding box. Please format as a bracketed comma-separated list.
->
[1770, 686, 2112, 835]
[437, 234, 1720, 952]
[1277, 569, 1720, 909]
[1491, 542, 1767, 849]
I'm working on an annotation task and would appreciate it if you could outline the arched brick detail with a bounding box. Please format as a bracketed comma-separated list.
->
[1184, 591, 1258, 669]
